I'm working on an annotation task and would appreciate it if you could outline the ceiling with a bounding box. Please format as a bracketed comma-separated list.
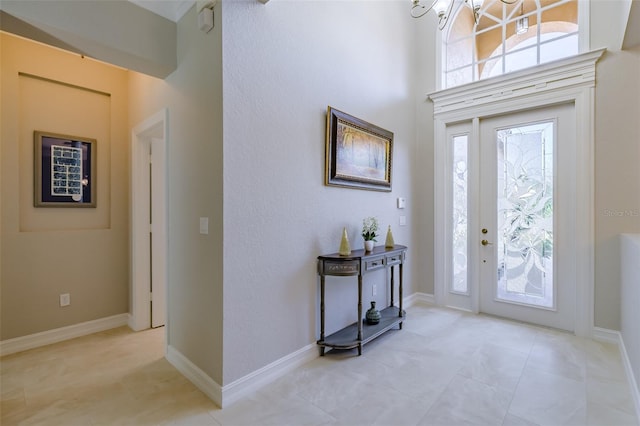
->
[128, 0, 194, 22]
[129, 0, 638, 49]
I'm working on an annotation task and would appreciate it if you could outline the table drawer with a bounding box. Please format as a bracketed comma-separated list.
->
[321, 260, 360, 275]
[363, 256, 385, 272]
[386, 253, 403, 266]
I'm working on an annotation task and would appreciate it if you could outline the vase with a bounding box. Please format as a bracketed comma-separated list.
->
[366, 301, 381, 325]
[385, 225, 395, 248]
[364, 240, 374, 252]
[339, 227, 351, 256]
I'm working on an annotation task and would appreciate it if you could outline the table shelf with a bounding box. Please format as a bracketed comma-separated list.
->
[317, 306, 406, 351]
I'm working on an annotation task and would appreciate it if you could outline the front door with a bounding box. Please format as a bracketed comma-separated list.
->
[444, 103, 576, 331]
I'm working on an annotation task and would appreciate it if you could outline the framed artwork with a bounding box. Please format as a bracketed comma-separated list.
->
[34, 131, 97, 207]
[325, 106, 393, 192]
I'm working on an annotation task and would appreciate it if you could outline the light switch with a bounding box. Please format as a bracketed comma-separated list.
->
[397, 197, 406, 209]
[199, 217, 209, 235]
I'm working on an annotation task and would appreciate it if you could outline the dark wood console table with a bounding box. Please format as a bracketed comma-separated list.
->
[317, 244, 407, 356]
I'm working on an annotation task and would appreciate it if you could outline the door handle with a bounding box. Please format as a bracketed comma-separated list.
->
[481, 239, 493, 246]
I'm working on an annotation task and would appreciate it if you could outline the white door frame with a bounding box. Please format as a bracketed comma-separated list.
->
[130, 109, 168, 332]
[429, 49, 604, 337]
[478, 105, 575, 331]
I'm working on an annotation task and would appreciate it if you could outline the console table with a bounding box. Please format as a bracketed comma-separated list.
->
[317, 244, 407, 356]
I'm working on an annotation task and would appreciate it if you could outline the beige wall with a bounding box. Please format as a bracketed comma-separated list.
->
[590, 0, 640, 330]
[593, 46, 640, 330]
[1, 33, 130, 339]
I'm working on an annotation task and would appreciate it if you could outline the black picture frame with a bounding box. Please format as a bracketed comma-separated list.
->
[325, 107, 393, 192]
[34, 131, 97, 207]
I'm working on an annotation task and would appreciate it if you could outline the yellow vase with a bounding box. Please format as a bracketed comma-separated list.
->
[385, 225, 395, 248]
[339, 227, 351, 255]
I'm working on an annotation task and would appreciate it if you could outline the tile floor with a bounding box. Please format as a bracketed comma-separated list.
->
[1, 304, 638, 425]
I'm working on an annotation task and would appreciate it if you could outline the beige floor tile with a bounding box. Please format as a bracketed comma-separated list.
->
[1, 308, 638, 426]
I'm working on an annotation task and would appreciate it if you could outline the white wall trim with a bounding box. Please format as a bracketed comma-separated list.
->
[592, 326, 621, 345]
[168, 299, 435, 408]
[168, 342, 318, 409]
[592, 327, 640, 421]
[404, 292, 435, 307]
[429, 49, 605, 119]
[221, 343, 318, 408]
[620, 334, 640, 421]
[167, 344, 222, 407]
[0, 313, 129, 357]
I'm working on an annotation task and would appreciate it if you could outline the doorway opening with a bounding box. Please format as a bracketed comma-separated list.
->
[131, 109, 168, 333]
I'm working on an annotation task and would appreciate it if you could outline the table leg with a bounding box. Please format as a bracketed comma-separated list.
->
[390, 265, 395, 308]
[320, 275, 325, 353]
[399, 262, 404, 329]
[357, 272, 363, 353]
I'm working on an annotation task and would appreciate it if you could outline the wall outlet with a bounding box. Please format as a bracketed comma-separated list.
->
[60, 293, 70, 307]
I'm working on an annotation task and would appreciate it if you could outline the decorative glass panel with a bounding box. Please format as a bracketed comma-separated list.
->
[452, 135, 469, 294]
[496, 122, 554, 308]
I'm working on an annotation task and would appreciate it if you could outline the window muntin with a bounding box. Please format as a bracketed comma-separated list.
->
[442, 0, 578, 88]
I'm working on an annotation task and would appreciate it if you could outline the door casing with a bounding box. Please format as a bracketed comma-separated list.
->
[131, 109, 168, 334]
[430, 50, 604, 337]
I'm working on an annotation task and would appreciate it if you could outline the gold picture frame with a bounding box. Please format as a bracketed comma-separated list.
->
[325, 107, 393, 192]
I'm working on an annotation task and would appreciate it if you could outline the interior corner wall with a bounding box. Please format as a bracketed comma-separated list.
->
[221, 1, 420, 385]
[593, 46, 640, 330]
[0, 33, 129, 339]
[589, 0, 640, 330]
[415, 13, 439, 297]
[127, 4, 224, 384]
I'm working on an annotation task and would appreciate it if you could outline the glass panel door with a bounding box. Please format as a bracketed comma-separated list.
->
[496, 122, 554, 308]
[479, 104, 575, 331]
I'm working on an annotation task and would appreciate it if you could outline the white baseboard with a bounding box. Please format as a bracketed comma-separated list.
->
[592, 326, 620, 345]
[167, 342, 318, 409]
[221, 343, 318, 407]
[166, 345, 222, 407]
[620, 334, 640, 422]
[211, 297, 431, 407]
[592, 327, 640, 421]
[0, 313, 129, 357]
[404, 292, 435, 307]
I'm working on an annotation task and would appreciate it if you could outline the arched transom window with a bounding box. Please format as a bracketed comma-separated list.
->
[443, 0, 578, 88]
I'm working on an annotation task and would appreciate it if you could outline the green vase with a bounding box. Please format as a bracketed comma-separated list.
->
[366, 301, 381, 325]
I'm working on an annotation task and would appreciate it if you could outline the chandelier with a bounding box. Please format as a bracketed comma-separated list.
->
[411, 0, 518, 29]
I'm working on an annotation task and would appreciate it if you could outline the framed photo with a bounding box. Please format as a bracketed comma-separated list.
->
[325, 107, 393, 192]
[34, 131, 97, 207]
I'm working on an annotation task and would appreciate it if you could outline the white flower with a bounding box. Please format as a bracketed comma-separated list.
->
[362, 217, 379, 241]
